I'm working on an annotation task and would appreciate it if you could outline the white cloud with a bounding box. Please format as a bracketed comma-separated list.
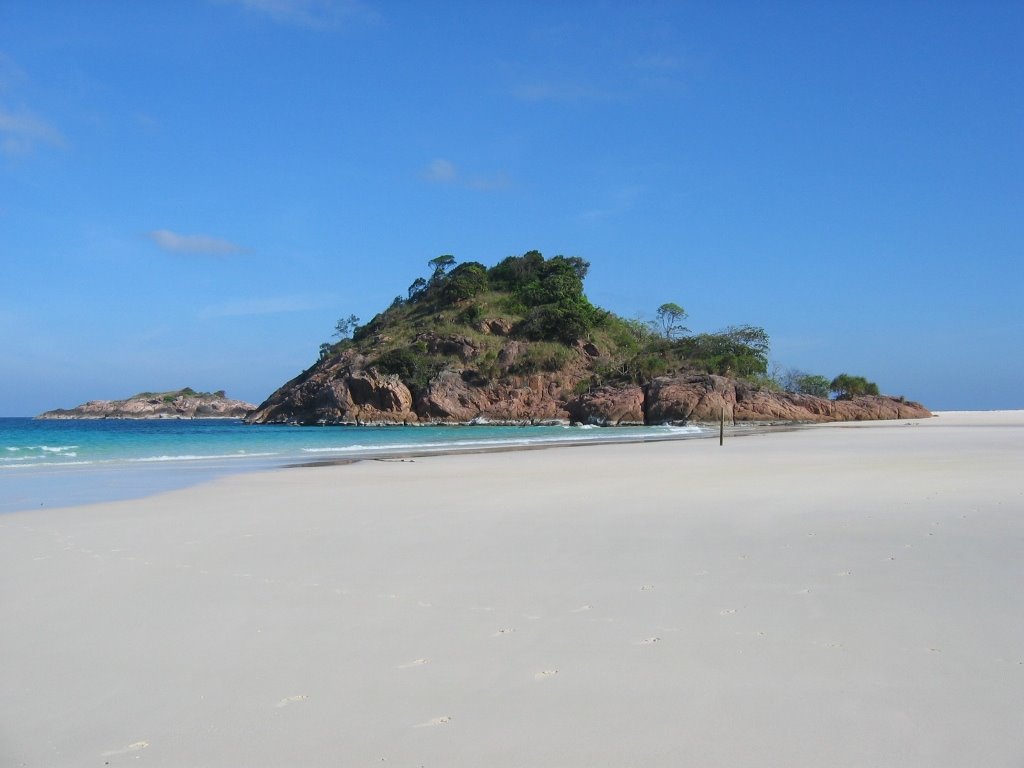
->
[423, 158, 457, 183]
[0, 107, 66, 157]
[421, 158, 509, 191]
[224, 0, 374, 28]
[148, 229, 244, 256]
[198, 295, 320, 319]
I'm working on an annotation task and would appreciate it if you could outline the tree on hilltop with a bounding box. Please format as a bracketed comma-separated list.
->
[655, 302, 689, 340]
[428, 254, 456, 280]
[333, 314, 360, 340]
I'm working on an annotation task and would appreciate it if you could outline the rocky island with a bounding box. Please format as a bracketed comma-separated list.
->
[247, 252, 930, 426]
[38, 388, 255, 420]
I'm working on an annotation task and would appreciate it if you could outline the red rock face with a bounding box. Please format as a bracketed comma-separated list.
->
[247, 351, 931, 426]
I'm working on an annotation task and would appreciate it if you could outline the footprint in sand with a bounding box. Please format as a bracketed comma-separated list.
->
[398, 658, 429, 669]
[414, 715, 452, 728]
[101, 741, 149, 757]
[275, 694, 308, 708]
[534, 669, 559, 680]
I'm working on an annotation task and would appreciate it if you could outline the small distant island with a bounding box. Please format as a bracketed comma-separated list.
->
[247, 251, 931, 426]
[37, 388, 255, 420]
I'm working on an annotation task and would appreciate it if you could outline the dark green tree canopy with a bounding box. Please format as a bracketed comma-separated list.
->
[674, 325, 770, 378]
[488, 250, 546, 292]
[441, 261, 489, 303]
[428, 254, 456, 280]
[830, 373, 880, 399]
[407, 276, 428, 301]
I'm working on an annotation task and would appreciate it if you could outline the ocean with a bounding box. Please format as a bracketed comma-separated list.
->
[0, 418, 708, 513]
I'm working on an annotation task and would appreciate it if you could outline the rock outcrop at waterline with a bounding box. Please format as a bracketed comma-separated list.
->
[37, 388, 255, 420]
[246, 347, 579, 425]
[570, 374, 931, 425]
[246, 353, 930, 427]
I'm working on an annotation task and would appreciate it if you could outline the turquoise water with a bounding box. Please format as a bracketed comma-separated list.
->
[0, 418, 708, 513]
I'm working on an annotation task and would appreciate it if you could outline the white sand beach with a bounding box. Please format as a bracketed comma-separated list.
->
[2, 411, 1022, 767]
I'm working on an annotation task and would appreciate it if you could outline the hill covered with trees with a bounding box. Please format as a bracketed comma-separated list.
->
[247, 251, 928, 425]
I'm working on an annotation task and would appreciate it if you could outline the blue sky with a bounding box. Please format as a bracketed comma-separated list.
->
[1, 0, 1021, 415]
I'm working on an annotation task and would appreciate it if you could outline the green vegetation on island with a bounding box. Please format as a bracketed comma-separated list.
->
[130, 387, 230, 403]
[316, 250, 880, 401]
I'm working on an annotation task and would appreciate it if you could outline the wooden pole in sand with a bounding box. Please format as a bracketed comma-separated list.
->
[720, 406, 725, 446]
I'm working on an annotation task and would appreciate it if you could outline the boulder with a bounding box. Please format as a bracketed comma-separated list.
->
[478, 318, 514, 336]
[646, 374, 736, 423]
[497, 341, 525, 371]
[417, 333, 478, 362]
[567, 385, 645, 425]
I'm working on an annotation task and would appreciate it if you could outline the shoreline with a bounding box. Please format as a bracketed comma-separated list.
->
[282, 420, 806, 468]
[2, 410, 1015, 515]
[0, 420, 792, 515]
[1, 410, 1021, 766]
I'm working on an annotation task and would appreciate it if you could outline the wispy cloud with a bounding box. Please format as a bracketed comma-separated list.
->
[633, 54, 684, 71]
[421, 158, 509, 191]
[423, 158, 457, 183]
[578, 185, 644, 224]
[0, 55, 65, 157]
[0, 107, 66, 157]
[148, 229, 244, 256]
[198, 295, 321, 319]
[512, 47, 691, 107]
[513, 82, 617, 105]
[631, 52, 692, 95]
[222, 0, 374, 28]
